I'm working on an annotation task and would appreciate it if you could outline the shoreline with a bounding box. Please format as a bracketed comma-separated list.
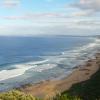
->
[20, 53, 100, 99]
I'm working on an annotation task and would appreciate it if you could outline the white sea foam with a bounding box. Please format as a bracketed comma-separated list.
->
[31, 64, 57, 72]
[26, 59, 49, 65]
[61, 52, 65, 55]
[71, 38, 100, 53]
[0, 59, 49, 81]
[0, 64, 37, 81]
[44, 38, 100, 68]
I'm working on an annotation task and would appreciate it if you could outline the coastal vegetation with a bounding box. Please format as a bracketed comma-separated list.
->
[0, 90, 40, 100]
[62, 67, 100, 100]
[0, 90, 81, 100]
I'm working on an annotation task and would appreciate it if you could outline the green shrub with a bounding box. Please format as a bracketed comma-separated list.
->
[0, 90, 81, 100]
[0, 90, 40, 100]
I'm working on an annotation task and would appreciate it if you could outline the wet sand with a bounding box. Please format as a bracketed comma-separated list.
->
[20, 53, 100, 99]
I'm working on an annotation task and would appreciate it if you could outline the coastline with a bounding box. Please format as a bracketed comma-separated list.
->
[20, 53, 100, 99]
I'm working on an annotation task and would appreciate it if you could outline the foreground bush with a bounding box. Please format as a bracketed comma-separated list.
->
[0, 90, 40, 100]
[0, 90, 82, 100]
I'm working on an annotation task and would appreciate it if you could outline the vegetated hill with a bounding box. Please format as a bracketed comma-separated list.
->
[62, 68, 100, 100]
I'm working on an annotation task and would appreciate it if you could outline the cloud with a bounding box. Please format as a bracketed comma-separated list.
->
[1, 0, 21, 8]
[71, 0, 100, 16]
[0, 16, 100, 36]
[74, 0, 100, 10]
[71, 10, 94, 17]
[1, 20, 100, 36]
[0, 13, 66, 21]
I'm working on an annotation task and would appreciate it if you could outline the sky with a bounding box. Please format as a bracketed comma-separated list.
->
[0, 0, 100, 36]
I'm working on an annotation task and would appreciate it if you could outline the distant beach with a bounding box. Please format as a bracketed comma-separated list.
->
[20, 53, 100, 99]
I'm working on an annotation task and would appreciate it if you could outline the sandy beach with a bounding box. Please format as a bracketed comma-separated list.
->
[20, 53, 100, 99]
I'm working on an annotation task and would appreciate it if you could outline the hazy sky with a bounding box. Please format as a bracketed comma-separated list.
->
[0, 0, 100, 36]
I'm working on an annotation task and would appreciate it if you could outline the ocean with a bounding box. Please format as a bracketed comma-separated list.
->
[0, 36, 100, 91]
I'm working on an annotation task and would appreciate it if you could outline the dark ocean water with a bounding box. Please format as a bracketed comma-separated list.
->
[0, 36, 99, 91]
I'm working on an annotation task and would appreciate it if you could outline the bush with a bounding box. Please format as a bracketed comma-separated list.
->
[0, 90, 40, 100]
[0, 90, 82, 100]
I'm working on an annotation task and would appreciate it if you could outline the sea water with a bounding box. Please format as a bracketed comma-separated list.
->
[0, 36, 100, 91]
